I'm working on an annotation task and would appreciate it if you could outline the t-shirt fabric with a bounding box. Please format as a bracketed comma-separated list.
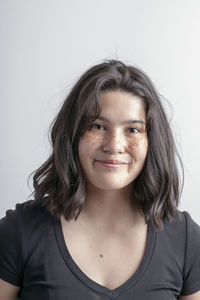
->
[0, 199, 200, 300]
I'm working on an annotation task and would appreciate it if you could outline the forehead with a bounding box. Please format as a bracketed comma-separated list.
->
[99, 90, 146, 121]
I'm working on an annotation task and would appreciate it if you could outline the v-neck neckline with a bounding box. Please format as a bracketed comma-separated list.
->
[52, 214, 157, 299]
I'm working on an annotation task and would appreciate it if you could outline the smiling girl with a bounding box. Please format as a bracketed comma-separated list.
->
[0, 60, 200, 300]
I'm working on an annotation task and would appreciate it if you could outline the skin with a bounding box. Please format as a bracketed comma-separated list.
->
[0, 279, 20, 300]
[77, 90, 148, 234]
[178, 294, 200, 300]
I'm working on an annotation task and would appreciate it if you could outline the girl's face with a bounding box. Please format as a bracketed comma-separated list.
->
[78, 90, 148, 192]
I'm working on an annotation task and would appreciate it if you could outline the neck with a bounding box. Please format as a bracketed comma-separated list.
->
[78, 183, 145, 235]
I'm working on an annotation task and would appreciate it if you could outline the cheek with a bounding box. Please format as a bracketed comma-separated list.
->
[128, 136, 148, 158]
[78, 132, 102, 156]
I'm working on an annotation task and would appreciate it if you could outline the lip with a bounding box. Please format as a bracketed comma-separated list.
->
[95, 159, 128, 165]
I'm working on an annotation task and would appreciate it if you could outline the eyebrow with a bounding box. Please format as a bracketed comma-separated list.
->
[95, 116, 146, 126]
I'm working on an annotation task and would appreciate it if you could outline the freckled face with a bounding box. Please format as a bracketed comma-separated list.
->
[78, 90, 148, 191]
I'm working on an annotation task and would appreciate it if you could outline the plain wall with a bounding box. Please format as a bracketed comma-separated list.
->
[1, 0, 200, 223]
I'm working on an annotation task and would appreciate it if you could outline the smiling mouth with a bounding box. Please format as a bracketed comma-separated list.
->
[95, 160, 127, 168]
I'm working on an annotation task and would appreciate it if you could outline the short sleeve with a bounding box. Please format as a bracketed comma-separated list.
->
[0, 204, 23, 286]
[180, 211, 200, 296]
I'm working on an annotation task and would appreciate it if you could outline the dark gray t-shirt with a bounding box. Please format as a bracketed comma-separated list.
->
[0, 199, 200, 299]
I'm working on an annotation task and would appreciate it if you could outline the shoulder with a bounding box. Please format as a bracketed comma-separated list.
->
[170, 210, 200, 244]
[182, 211, 200, 296]
[181, 211, 200, 236]
[0, 199, 54, 286]
[157, 210, 200, 296]
[162, 210, 200, 234]
[157, 210, 200, 258]
[0, 199, 53, 246]
[180, 211, 200, 271]
[0, 200, 37, 286]
[168, 210, 200, 296]
[0, 199, 51, 225]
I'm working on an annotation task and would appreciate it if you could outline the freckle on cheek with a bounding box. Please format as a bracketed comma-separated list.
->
[81, 132, 101, 147]
[128, 137, 148, 153]
[128, 140, 139, 151]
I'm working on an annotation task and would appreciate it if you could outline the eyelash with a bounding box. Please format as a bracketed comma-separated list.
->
[90, 123, 141, 134]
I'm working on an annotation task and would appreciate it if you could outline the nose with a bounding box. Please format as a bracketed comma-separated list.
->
[102, 129, 127, 154]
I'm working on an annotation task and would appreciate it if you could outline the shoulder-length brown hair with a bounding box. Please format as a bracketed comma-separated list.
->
[28, 59, 184, 231]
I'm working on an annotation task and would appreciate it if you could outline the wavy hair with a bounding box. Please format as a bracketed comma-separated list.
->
[28, 59, 184, 231]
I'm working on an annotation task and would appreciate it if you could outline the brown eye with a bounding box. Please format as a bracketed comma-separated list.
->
[127, 128, 140, 133]
[91, 123, 105, 130]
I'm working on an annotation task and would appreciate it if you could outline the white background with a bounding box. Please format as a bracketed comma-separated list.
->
[1, 0, 200, 223]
